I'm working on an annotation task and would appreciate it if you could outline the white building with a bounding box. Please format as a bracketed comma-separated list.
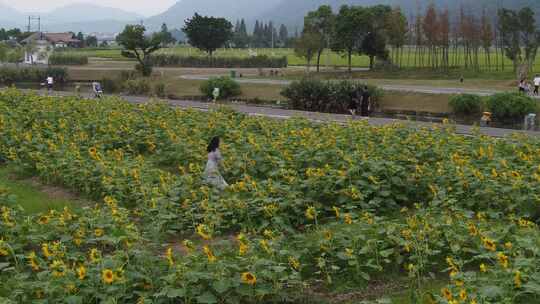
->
[21, 32, 81, 65]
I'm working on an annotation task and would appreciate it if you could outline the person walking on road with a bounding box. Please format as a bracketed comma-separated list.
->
[46, 75, 54, 93]
[360, 86, 371, 117]
[203, 136, 228, 191]
[519, 79, 527, 93]
[92, 81, 103, 99]
[534, 74, 540, 96]
[348, 87, 361, 118]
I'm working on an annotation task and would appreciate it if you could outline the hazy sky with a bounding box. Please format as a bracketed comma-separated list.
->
[2, 0, 177, 16]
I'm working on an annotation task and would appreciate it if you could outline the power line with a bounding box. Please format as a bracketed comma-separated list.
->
[27, 15, 41, 33]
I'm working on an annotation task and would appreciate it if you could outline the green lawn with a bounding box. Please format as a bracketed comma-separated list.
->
[0, 165, 83, 214]
[61, 46, 540, 72]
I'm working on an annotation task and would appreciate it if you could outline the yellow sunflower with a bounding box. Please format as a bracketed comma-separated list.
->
[196, 224, 212, 240]
[241, 272, 257, 285]
[102, 269, 114, 284]
[94, 228, 104, 237]
[441, 288, 453, 301]
[77, 265, 86, 280]
[305, 206, 316, 220]
[497, 252, 509, 269]
[482, 237, 496, 252]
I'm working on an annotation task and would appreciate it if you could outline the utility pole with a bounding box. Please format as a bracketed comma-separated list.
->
[271, 27, 274, 49]
[27, 15, 41, 33]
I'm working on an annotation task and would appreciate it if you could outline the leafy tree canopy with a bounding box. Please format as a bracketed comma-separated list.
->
[182, 13, 233, 56]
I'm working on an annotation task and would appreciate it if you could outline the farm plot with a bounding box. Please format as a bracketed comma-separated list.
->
[0, 89, 539, 303]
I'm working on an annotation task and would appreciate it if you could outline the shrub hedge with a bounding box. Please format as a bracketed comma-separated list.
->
[149, 54, 287, 68]
[0, 67, 68, 84]
[449, 94, 484, 115]
[281, 78, 383, 113]
[200, 76, 241, 99]
[486, 92, 538, 122]
[48, 53, 89, 65]
[122, 79, 151, 96]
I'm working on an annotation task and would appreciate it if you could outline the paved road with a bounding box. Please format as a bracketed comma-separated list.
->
[180, 75, 540, 98]
[15, 89, 540, 138]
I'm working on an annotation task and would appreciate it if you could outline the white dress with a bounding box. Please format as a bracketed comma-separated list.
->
[203, 149, 228, 190]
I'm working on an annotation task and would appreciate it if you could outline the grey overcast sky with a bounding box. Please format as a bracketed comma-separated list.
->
[2, 0, 177, 16]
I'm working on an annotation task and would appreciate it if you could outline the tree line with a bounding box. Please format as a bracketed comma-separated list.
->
[294, 4, 398, 72]
[293, 3, 540, 77]
[232, 19, 293, 48]
[406, 4, 540, 78]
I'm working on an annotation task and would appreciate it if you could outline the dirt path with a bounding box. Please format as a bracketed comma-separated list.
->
[179, 75, 540, 98]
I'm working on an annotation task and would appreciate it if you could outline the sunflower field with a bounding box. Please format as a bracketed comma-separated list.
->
[0, 89, 540, 303]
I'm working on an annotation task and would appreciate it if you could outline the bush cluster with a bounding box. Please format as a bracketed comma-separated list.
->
[48, 53, 89, 65]
[449, 94, 484, 115]
[0, 67, 68, 84]
[99, 71, 167, 97]
[280, 78, 382, 113]
[149, 54, 288, 68]
[486, 92, 538, 122]
[200, 76, 241, 99]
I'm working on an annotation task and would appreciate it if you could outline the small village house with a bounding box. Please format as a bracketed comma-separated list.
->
[21, 32, 81, 65]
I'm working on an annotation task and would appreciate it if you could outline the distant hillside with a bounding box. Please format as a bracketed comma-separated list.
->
[145, 0, 283, 31]
[1, 0, 539, 35]
[42, 20, 131, 34]
[260, 0, 540, 30]
[44, 3, 142, 24]
[0, 2, 139, 33]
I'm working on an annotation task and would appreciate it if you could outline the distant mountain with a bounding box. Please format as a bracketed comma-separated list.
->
[145, 0, 283, 31]
[0, 2, 139, 33]
[44, 3, 142, 24]
[260, 0, 540, 30]
[146, 0, 540, 34]
[42, 20, 131, 34]
[1, 0, 539, 35]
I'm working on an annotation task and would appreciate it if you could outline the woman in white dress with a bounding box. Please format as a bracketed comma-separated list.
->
[203, 136, 228, 190]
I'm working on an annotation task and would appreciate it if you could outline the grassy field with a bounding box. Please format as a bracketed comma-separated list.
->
[62, 46, 540, 71]
[62, 60, 455, 114]
[0, 165, 81, 213]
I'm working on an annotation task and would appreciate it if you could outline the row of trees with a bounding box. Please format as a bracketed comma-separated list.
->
[0, 28, 27, 42]
[295, 5, 396, 72]
[293, 3, 540, 77]
[406, 4, 540, 77]
[232, 19, 292, 48]
[115, 14, 288, 76]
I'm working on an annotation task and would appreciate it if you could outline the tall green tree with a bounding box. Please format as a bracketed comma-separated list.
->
[76, 32, 84, 46]
[331, 5, 370, 72]
[6, 28, 22, 42]
[182, 13, 233, 56]
[294, 30, 322, 72]
[160, 23, 176, 46]
[116, 24, 166, 76]
[385, 6, 408, 67]
[279, 24, 288, 47]
[0, 29, 7, 41]
[85, 35, 98, 47]
[519, 8, 540, 75]
[233, 19, 249, 48]
[304, 5, 335, 72]
[480, 10, 494, 70]
[498, 7, 540, 78]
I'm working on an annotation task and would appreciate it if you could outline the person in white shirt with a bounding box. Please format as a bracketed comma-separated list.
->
[533, 74, 540, 96]
[92, 81, 103, 98]
[46, 76, 54, 92]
